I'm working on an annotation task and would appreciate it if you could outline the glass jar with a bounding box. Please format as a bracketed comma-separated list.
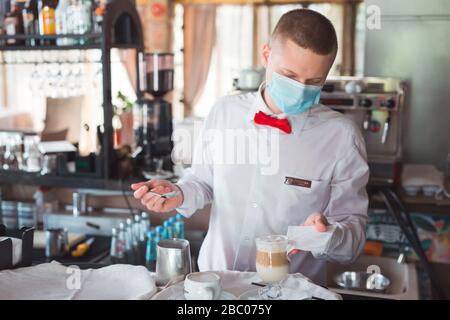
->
[144, 53, 174, 98]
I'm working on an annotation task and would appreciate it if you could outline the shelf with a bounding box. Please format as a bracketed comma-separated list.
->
[0, 33, 102, 51]
[0, 44, 102, 51]
[370, 186, 450, 215]
[0, 171, 105, 189]
[0, 171, 143, 191]
[0, 0, 145, 188]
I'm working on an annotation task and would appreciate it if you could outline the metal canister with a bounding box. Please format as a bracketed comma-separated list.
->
[155, 238, 192, 286]
[45, 228, 68, 258]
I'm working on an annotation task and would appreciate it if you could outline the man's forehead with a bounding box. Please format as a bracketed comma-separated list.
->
[271, 39, 335, 77]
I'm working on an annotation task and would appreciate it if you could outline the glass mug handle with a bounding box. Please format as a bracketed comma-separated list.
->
[286, 241, 302, 262]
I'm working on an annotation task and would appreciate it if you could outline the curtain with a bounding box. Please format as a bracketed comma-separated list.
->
[183, 4, 217, 117]
[120, 50, 138, 91]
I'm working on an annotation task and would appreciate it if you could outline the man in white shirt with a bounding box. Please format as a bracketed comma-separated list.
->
[132, 9, 369, 284]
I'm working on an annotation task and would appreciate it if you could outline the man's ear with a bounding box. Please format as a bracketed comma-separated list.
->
[261, 43, 271, 68]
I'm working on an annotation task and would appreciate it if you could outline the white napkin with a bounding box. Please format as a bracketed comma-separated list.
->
[213, 271, 341, 300]
[0, 236, 22, 266]
[286, 225, 338, 255]
[151, 270, 341, 300]
[0, 261, 157, 300]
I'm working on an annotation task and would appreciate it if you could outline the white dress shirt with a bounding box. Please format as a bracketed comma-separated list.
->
[176, 83, 369, 284]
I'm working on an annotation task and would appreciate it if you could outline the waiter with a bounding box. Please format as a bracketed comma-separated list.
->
[132, 9, 369, 284]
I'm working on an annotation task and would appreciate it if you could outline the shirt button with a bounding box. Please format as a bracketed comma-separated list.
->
[252, 202, 258, 208]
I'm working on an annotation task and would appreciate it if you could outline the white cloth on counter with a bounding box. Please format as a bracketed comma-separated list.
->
[152, 270, 341, 300]
[287, 225, 341, 257]
[218, 271, 341, 300]
[0, 236, 22, 266]
[0, 261, 157, 300]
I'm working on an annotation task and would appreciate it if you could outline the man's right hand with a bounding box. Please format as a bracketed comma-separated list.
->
[131, 179, 184, 213]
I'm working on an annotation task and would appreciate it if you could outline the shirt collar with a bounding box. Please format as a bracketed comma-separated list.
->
[248, 81, 319, 136]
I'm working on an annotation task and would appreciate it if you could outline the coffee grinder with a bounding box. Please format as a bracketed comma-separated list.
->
[133, 53, 174, 179]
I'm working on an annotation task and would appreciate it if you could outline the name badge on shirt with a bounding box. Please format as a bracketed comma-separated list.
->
[284, 176, 312, 189]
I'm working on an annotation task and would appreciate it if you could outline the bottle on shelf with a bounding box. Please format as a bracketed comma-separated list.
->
[140, 211, 150, 242]
[22, 0, 39, 46]
[145, 230, 157, 271]
[4, 0, 26, 46]
[38, 0, 58, 45]
[168, 216, 177, 237]
[132, 214, 141, 243]
[55, 0, 71, 45]
[93, 0, 106, 34]
[163, 219, 173, 239]
[125, 217, 136, 248]
[110, 227, 120, 260]
[161, 224, 169, 240]
[67, 0, 92, 45]
[116, 222, 126, 259]
[0, 1, 10, 45]
[173, 214, 185, 239]
[155, 225, 164, 239]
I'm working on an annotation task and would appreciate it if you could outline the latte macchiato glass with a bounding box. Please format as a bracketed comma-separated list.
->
[255, 235, 289, 299]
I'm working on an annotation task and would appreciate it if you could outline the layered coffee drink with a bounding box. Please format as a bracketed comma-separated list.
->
[255, 235, 289, 282]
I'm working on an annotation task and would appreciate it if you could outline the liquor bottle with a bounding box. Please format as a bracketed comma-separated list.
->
[117, 222, 127, 259]
[163, 219, 173, 239]
[140, 211, 151, 242]
[67, 0, 92, 45]
[0, 0, 12, 24]
[155, 225, 164, 239]
[0, 1, 11, 45]
[93, 0, 105, 34]
[55, 0, 71, 45]
[173, 214, 185, 239]
[110, 227, 120, 260]
[38, 0, 58, 45]
[168, 216, 177, 237]
[145, 230, 158, 271]
[22, 0, 39, 46]
[133, 214, 141, 243]
[4, 0, 25, 46]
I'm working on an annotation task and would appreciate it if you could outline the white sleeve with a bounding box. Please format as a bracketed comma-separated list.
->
[312, 131, 370, 264]
[175, 106, 218, 218]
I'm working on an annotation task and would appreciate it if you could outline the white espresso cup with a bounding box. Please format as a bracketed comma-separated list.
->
[184, 272, 222, 300]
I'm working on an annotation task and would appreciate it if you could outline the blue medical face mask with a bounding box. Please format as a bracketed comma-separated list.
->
[267, 71, 322, 115]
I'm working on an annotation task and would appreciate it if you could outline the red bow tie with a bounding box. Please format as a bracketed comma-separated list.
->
[253, 111, 292, 134]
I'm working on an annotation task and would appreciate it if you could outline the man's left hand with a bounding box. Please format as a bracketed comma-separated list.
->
[289, 212, 329, 256]
[303, 212, 328, 232]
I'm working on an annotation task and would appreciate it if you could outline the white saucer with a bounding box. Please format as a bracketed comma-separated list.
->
[152, 282, 236, 300]
[239, 287, 312, 300]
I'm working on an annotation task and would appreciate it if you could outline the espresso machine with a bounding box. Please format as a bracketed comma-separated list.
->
[133, 53, 174, 179]
[320, 76, 407, 186]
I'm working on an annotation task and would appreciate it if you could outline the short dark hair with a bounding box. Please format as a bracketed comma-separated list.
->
[271, 9, 338, 55]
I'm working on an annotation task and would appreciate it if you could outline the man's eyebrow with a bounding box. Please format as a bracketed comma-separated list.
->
[307, 77, 323, 81]
[281, 67, 297, 75]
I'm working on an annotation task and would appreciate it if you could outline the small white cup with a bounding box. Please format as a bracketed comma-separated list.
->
[184, 272, 222, 300]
